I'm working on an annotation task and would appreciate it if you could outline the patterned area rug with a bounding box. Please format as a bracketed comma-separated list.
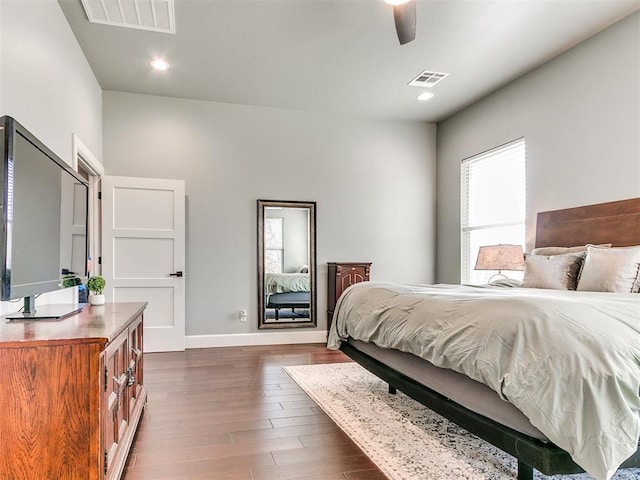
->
[283, 363, 639, 480]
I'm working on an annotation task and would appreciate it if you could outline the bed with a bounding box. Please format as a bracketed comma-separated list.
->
[327, 197, 640, 480]
[265, 272, 310, 320]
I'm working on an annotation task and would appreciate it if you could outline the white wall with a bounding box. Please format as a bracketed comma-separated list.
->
[0, 0, 102, 165]
[0, 0, 103, 313]
[102, 91, 437, 335]
[436, 11, 640, 284]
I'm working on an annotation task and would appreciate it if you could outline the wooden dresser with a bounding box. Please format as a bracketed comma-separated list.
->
[327, 262, 371, 330]
[0, 302, 147, 480]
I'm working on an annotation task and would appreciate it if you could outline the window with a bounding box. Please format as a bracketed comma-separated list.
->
[461, 138, 526, 285]
[264, 217, 284, 273]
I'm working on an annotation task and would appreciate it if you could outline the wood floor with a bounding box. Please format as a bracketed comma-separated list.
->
[123, 343, 388, 480]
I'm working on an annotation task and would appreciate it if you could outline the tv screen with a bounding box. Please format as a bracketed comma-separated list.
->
[0, 116, 89, 309]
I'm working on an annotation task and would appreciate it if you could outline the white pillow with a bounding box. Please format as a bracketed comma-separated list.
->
[577, 245, 640, 293]
[521, 253, 585, 290]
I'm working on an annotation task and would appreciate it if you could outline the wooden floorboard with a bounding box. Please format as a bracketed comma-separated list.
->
[123, 343, 388, 480]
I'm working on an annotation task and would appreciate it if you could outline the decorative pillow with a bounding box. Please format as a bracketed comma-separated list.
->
[521, 253, 586, 290]
[577, 245, 640, 293]
[531, 243, 611, 256]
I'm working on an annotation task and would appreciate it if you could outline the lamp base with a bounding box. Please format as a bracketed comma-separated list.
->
[487, 272, 509, 283]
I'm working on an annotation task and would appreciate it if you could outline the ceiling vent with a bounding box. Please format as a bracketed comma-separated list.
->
[408, 70, 449, 87]
[80, 0, 175, 34]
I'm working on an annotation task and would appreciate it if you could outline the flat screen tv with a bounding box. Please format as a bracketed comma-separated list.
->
[0, 116, 89, 319]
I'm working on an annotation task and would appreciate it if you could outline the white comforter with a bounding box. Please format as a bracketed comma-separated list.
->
[327, 282, 640, 480]
[264, 273, 310, 296]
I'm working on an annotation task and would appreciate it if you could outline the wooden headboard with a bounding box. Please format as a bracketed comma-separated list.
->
[535, 197, 640, 248]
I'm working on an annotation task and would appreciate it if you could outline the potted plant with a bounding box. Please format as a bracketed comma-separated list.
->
[87, 275, 106, 306]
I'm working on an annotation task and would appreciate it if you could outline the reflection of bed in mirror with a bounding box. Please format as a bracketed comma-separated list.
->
[265, 272, 310, 321]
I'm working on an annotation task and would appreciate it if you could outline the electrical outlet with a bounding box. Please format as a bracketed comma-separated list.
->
[239, 309, 247, 322]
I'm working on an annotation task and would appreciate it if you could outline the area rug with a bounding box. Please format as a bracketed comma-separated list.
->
[283, 363, 639, 480]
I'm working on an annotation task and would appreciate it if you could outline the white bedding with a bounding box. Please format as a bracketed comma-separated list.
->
[327, 282, 640, 480]
[264, 272, 310, 296]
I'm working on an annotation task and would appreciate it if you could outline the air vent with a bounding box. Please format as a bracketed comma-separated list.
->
[80, 0, 175, 34]
[408, 70, 449, 87]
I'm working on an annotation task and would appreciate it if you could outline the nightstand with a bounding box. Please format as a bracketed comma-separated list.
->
[327, 262, 371, 331]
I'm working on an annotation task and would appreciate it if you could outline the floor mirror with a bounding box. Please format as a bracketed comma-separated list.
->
[257, 200, 316, 329]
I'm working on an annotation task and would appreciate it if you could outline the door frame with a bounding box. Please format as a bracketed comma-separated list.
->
[72, 133, 104, 276]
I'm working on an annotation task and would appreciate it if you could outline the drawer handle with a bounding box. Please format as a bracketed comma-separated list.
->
[113, 373, 128, 416]
[113, 373, 127, 389]
[126, 366, 136, 387]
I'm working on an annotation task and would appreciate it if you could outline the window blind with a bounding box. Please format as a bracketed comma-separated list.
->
[265, 217, 284, 273]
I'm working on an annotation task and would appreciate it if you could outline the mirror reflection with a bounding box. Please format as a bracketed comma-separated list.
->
[258, 200, 316, 329]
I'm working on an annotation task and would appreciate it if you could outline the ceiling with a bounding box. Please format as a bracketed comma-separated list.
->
[58, 0, 640, 122]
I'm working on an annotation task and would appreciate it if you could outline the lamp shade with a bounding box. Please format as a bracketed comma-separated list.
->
[474, 244, 525, 271]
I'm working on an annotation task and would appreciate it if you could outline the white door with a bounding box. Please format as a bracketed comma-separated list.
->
[102, 176, 186, 352]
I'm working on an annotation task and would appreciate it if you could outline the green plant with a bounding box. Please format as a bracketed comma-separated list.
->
[61, 274, 82, 289]
[87, 275, 106, 295]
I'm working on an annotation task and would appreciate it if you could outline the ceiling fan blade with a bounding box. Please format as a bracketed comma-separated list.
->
[393, 0, 416, 45]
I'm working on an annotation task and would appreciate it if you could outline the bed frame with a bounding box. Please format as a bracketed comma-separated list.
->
[339, 197, 640, 480]
[266, 291, 310, 320]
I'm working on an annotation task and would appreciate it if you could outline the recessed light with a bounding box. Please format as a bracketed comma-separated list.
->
[384, 0, 411, 5]
[150, 59, 170, 71]
[417, 92, 434, 101]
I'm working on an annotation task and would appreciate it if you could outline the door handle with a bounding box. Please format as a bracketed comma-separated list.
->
[169, 271, 184, 277]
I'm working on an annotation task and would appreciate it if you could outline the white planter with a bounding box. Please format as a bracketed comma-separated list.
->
[89, 294, 105, 306]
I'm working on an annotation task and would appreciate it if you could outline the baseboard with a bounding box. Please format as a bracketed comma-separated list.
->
[186, 330, 328, 348]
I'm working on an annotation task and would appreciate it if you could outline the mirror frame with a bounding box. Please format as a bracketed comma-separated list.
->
[257, 199, 317, 329]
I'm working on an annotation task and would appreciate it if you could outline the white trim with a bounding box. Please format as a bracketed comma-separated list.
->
[72, 133, 104, 176]
[71, 133, 103, 277]
[186, 331, 328, 349]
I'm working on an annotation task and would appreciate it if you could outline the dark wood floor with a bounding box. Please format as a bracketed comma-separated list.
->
[123, 343, 388, 480]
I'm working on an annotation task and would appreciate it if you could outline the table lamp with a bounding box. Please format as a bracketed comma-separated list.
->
[474, 244, 525, 282]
